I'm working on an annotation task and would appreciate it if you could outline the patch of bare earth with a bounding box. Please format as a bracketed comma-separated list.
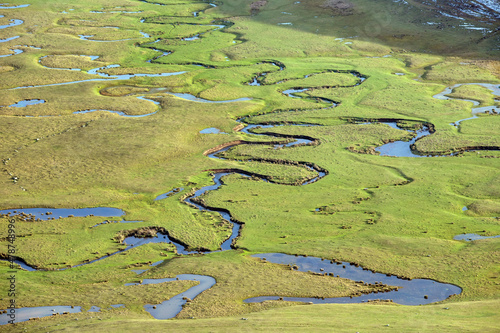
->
[320, 0, 355, 15]
[250, 0, 268, 15]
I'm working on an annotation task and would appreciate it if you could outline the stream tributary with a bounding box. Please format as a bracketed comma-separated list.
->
[4, 2, 499, 324]
[0, 76, 473, 323]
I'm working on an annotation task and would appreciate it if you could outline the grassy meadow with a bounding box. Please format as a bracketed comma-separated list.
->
[0, 0, 499, 331]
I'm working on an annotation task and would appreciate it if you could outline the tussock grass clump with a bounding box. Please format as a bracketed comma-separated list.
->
[114, 226, 167, 243]
[39, 55, 105, 71]
[466, 200, 500, 217]
[101, 85, 150, 96]
[319, 0, 355, 15]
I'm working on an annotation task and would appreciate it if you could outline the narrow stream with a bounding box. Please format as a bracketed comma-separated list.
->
[244, 253, 461, 306]
[0, 275, 214, 325]
[13, 57, 187, 90]
[154, 187, 184, 201]
[0, 306, 82, 325]
[0, 99, 45, 108]
[0, 207, 125, 221]
[0, 36, 20, 43]
[0, 4, 30, 9]
[1, 70, 472, 322]
[433, 83, 500, 126]
[0, 48, 23, 57]
[372, 122, 431, 157]
[73, 96, 161, 117]
[125, 275, 216, 319]
[0, 16, 23, 30]
[2, 2, 489, 324]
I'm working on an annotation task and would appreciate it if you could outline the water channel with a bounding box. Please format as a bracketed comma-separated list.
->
[0, 77, 471, 322]
[3, 1, 498, 325]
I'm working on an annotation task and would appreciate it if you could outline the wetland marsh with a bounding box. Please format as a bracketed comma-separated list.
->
[0, 0, 499, 331]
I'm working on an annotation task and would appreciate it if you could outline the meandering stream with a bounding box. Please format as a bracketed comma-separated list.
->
[0, 66, 473, 323]
[244, 253, 461, 306]
[4, 1, 500, 325]
[433, 83, 500, 126]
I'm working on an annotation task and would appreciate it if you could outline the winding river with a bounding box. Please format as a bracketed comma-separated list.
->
[3, 0, 499, 325]
[433, 83, 500, 126]
[0, 3, 24, 61]
[373, 122, 431, 157]
[244, 254, 461, 306]
[0, 75, 468, 322]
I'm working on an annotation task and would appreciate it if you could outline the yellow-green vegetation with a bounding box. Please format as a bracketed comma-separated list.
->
[446, 84, 500, 107]
[423, 61, 499, 84]
[2, 300, 499, 332]
[0, 0, 499, 331]
[155, 251, 390, 319]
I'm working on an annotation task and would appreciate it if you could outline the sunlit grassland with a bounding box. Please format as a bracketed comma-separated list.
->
[423, 61, 500, 84]
[0, 244, 384, 319]
[0, 0, 499, 330]
[415, 130, 500, 154]
[0, 96, 261, 207]
[198, 127, 500, 299]
[460, 117, 500, 136]
[3, 299, 498, 333]
[0, 82, 160, 116]
[446, 84, 500, 107]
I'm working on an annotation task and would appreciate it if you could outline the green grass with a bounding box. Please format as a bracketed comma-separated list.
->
[0, 0, 499, 331]
[2, 300, 499, 332]
[446, 84, 500, 107]
[422, 61, 499, 84]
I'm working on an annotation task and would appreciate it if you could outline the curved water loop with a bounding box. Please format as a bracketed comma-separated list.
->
[166, 75, 347, 252]
[1, 3, 480, 323]
[363, 83, 500, 157]
[125, 275, 216, 319]
[0, 275, 215, 324]
[154, 187, 184, 201]
[73, 95, 162, 117]
[244, 254, 462, 306]
[360, 121, 433, 157]
[433, 83, 500, 126]
[182, 172, 245, 252]
[13, 59, 187, 89]
[0, 11, 24, 48]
